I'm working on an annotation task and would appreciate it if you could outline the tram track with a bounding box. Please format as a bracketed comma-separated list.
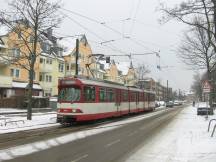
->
[0, 107, 180, 150]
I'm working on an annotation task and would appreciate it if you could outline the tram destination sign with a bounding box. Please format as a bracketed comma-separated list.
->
[61, 80, 76, 85]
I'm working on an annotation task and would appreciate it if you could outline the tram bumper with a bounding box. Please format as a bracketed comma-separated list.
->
[57, 114, 76, 123]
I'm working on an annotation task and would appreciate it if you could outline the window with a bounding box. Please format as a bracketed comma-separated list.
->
[59, 63, 64, 72]
[107, 89, 114, 102]
[45, 93, 51, 97]
[139, 93, 143, 101]
[29, 36, 34, 42]
[39, 74, 43, 81]
[66, 64, 69, 71]
[99, 88, 106, 102]
[46, 58, 52, 64]
[40, 58, 44, 63]
[46, 75, 52, 82]
[42, 43, 51, 53]
[130, 92, 136, 102]
[10, 69, 20, 78]
[84, 86, 95, 102]
[122, 90, 128, 101]
[58, 87, 81, 102]
[12, 48, 20, 58]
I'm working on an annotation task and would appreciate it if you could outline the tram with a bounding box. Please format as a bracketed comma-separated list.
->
[57, 77, 155, 124]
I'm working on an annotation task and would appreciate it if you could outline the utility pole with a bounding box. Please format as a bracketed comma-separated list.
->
[75, 38, 79, 76]
[166, 80, 169, 102]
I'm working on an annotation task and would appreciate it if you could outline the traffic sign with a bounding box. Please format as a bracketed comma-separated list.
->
[202, 80, 212, 93]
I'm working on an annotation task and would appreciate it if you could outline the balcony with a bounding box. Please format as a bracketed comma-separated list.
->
[0, 76, 12, 88]
[0, 53, 10, 66]
[40, 63, 53, 73]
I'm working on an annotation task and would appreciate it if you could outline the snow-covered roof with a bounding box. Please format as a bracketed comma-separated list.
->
[116, 62, 130, 75]
[0, 44, 7, 49]
[57, 38, 75, 56]
[12, 82, 42, 90]
[99, 60, 111, 70]
[0, 26, 8, 36]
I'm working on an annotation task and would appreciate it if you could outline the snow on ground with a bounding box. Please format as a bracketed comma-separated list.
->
[125, 105, 216, 162]
[0, 108, 26, 113]
[0, 112, 58, 134]
[0, 108, 168, 161]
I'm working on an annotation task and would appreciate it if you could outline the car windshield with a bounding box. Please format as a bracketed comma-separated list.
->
[58, 87, 81, 102]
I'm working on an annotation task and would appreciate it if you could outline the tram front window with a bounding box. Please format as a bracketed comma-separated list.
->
[58, 87, 81, 102]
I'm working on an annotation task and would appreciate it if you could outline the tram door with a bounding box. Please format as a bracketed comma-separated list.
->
[115, 89, 121, 116]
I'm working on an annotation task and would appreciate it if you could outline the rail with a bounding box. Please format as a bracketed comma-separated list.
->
[211, 124, 216, 137]
[0, 118, 9, 126]
[207, 119, 216, 132]
[4, 120, 25, 126]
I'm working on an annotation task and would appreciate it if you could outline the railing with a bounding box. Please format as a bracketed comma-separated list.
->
[4, 120, 25, 126]
[207, 119, 216, 137]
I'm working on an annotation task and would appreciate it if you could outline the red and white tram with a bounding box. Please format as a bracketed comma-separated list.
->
[57, 77, 155, 124]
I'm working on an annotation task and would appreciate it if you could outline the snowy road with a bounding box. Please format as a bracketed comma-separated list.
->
[124, 105, 216, 162]
[0, 107, 180, 162]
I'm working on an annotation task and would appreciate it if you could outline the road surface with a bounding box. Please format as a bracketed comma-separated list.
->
[3, 107, 183, 162]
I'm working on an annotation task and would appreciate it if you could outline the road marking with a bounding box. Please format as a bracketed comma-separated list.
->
[128, 131, 138, 136]
[71, 154, 88, 162]
[105, 139, 120, 148]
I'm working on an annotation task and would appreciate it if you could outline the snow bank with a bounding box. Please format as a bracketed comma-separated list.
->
[0, 112, 58, 134]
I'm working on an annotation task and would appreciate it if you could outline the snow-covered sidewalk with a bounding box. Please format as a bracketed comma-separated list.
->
[0, 112, 58, 134]
[125, 106, 216, 162]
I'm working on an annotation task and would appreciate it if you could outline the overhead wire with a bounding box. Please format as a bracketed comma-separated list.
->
[129, 0, 141, 36]
[60, 7, 160, 54]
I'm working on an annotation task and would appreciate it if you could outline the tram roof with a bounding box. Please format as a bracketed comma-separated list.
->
[74, 77, 155, 94]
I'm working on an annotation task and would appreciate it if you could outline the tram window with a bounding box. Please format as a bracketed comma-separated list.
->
[122, 91, 128, 101]
[130, 92, 136, 102]
[107, 89, 114, 102]
[139, 93, 143, 101]
[99, 88, 106, 102]
[136, 92, 139, 102]
[58, 87, 81, 102]
[84, 86, 95, 102]
[144, 93, 147, 101]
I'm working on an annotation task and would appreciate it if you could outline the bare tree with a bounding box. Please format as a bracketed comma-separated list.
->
[191, 73, 203, 101]
[160, 0, 216, 50]
[178, 25, 216, 74]
[136, 63, 151, 80]
[160, 0, 216, 105]
[0, 0, 62, 120]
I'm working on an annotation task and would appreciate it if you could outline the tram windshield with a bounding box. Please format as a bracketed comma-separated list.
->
[58, 87, 81, 102]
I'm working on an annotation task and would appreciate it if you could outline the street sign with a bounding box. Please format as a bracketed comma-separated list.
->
[202, 80, 212, 93]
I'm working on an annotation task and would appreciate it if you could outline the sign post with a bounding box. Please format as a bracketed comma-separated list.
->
[202, 80, 212, 119]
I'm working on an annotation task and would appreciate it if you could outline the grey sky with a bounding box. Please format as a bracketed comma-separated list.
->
[0, 0, 196, 92]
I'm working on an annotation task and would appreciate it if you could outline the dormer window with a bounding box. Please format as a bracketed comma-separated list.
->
[42, 43, 51, 53]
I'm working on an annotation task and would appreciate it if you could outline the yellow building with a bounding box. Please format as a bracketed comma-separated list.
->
[104, 60, 123, 83]
[38, 30, 65, 96]
[124, 62, 138, 86]
[0, 24, 43, 98]
[64, 35, 98, 79]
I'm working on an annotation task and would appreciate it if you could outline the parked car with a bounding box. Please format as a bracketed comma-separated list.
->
[197, 102, 214, 115]
[166, 101, 174, 108]
[174, 100, 183, 106]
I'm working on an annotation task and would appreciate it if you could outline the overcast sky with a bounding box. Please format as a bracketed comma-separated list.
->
[0, 0, 198, 92]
